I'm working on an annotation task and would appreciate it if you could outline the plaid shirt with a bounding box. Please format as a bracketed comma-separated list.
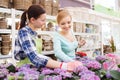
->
[14, 26, 48, 68]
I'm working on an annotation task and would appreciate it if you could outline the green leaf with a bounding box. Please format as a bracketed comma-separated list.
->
[63, 77, 79, 80]
[17, 76, 24, 80]
[38, 74, 45, 80]
[7, 64, 16, 73]
[110, 70, 120, 80]
[7, 76, 15, 80]
[117, 64, 120, 68]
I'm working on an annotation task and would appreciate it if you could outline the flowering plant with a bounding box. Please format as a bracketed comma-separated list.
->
[75, 54, 120, 80]
[1, 53, 120, 80]
[76, 52, 87, 57]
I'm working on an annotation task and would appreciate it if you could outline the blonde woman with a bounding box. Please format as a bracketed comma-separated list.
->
[53, 10, 86, 62]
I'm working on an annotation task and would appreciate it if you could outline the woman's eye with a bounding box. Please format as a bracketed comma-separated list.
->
[61, 23, 65, 25]
[68, 21, 71, 24]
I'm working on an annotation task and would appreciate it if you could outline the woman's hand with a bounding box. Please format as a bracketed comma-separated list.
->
[79, 39, 86, 47]
[60, 61, 83, 72]
[67, 61, 83, 71]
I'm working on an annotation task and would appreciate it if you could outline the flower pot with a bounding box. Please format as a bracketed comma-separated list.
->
[1, 35, 10, 41]
[1, 41, 11, 46]
[0, 0, 9, 8]
[14, 0, 33, 10]
[1, 46, 10, 55]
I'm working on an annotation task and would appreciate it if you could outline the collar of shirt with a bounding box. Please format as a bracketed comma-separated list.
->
[25, 26, 37, 37]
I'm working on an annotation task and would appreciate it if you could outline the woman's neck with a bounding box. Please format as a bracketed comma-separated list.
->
[28, 23, 36, 31]
[60, 30, 71, 36]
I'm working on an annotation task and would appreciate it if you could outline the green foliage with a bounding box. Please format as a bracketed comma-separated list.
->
[7, 64, 16, 73]
[17, 76, 24, 80]
[7, 76, 15, 80]
[38, 74, 45, 80]
[71, 72, 80, 80]
[96, 69, 106, 78]
[110, 70, 120, 80]
[117, 64, 120, 68]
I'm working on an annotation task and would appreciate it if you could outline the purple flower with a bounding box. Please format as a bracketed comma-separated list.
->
[0, 68, 9, 74]
[15, 64, 40, 80]
[41, 69, 54, 75]
[54, 68, 72, 79]
[80, 57, 92, 65]
[106, 71, 112, 78]
[60, 72, 72, 79]
[53, 75, 62, 80]
[86, 60, 101, 70]
[74, 66, 88, 73]
[79, 70, 100, 80]
[54, 68, 66, 74]
[96, 55, 107, 63]
[0, 68, 9, 79]
[44, 76, 53, 80]
[79, 70, 95, 76]
[80, 74, 100, 80]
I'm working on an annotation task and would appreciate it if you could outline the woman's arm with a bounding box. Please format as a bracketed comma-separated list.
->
[46, 59, 61, 68]
[46, 59, 83, 72]
[18, 30, 48, 68]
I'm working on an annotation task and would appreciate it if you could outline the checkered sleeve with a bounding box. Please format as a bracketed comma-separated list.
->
[18, 30, 48, 68]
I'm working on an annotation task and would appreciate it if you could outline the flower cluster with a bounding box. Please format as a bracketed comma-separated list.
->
[40, 68, 73, 80]
[75, 53, 120, 80]
[73, 65, 100, 80]
[80, 70, 100, 80]
[85, 60, 101, 70]
[0, 53, 120, 80]
[96, 55, 107, 64]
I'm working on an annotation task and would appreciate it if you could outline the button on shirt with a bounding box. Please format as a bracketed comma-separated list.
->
[14, 26, 48, 68]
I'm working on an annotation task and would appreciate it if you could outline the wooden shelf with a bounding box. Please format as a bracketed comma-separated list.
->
[0, 29, 11, 34]
[77, 46, 101, 51]
[74, 32, 99, 36]
[0, 52, 12, 59]
[0, 55, 12, 59]
[73, 19, 100, 25]
[0, 8, 11, 13]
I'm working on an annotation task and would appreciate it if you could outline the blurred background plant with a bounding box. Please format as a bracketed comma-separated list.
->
[109, 36, 116, 52]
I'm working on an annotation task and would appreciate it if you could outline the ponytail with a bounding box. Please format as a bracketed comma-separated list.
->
[20, 11, 27, 29]
[19, 5, 46, 29]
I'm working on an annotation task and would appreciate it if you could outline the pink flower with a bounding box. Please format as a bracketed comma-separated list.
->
[105, 53, 117, 62]
[103, 61, 118, 70]
[115, 56, 120, 64]
[105, 53, 120, 65]
[106, 53, 116, 58]
[103, 62, 109, 70]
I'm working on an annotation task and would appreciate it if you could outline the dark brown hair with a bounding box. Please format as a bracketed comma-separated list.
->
[20, 5, 46, 29]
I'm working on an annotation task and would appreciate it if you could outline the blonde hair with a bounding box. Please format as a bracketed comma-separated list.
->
[56, 10, 72, 24]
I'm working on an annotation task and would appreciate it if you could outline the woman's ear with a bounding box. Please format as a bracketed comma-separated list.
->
[30, 17, 36, 23]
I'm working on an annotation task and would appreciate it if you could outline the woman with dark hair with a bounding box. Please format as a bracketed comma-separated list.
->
[14, 5, 83, 71]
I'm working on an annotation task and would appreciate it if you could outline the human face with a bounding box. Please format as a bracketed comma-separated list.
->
[32, 13, 46, 30]
[58, 16, 72, 32]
